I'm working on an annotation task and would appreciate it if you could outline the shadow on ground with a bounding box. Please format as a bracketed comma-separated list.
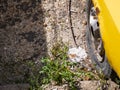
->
[0, 0, 47, 85]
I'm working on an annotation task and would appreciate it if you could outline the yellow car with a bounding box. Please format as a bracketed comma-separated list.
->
[86, 0, 120, 78]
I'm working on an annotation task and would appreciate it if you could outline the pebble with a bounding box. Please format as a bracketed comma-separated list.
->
[82, 20, 87, 25]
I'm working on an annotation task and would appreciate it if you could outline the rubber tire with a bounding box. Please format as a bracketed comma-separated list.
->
[86, 0, 111, 78]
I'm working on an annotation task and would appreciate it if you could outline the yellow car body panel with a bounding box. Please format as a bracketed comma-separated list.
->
[92, 0, 120, 77]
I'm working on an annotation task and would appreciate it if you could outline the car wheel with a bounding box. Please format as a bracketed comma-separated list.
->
[86, 0, 111, 78]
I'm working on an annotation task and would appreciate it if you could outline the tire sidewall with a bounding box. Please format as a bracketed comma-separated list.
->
[86, 0, 111, 78]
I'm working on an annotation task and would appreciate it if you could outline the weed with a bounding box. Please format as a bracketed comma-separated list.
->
[39, 42, 99, 89]
[40, 42, 77, 89]
[27, 42, 101, 90]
